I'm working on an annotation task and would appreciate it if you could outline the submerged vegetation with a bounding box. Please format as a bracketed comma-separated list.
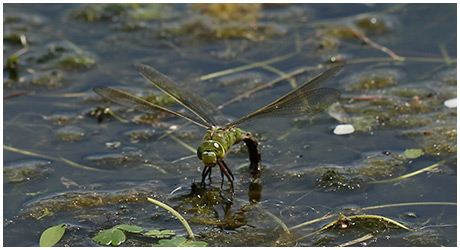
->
[3, 3, 456, 247]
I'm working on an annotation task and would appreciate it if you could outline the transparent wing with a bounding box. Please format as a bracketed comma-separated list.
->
[227, 88, 341, 127]
[270, 65, 342, 106]
[93, 87, 209, 128]
[135, 63, 226, 126]
[226, 66, 342, 127]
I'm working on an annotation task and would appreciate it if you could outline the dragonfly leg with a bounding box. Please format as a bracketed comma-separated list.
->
[208, 167, 212, 182]
[218, 160, 234, 192]
[243, 132, 262, 177]
[219, 163, 224, 188]
[221, 160, 234, 180]
[200, 166, 212, 186]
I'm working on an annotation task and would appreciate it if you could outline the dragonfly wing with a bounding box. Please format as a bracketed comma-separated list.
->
[135, 63, 226, 126]
[272, 65, 342, 106]
[93, 87, 209, 128]
[226, 65, 342, 127]
[227, 88, 341, 127]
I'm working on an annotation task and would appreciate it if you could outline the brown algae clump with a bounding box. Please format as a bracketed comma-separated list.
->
[354, 14, 397, 35]
[4, 160, 52, 183]
[191, 3, 262, 22]
[56, 126, 85, 142]
[342, 68, 404, 92]
[164, 3, 286, 42]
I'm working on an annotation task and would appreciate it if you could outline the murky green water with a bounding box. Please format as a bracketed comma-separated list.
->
[3, 3, 456, 247]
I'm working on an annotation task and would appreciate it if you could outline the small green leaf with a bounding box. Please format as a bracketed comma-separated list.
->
[116, 224, 143, 233]
[92, 228, 115, 246]
[167, 237, 188, 246]
[182, 241, 208, 247]
[406, 212, 417, 218]
[92, 224, 145, 246]
[35, 208, 54, 220]
[153, 237, 208, 247]
[404, 148, 423, 159]
[39, 223, 66, 247]
[153, 237, 187, 247]
[92, 228, 126, 246]
[111, 229, 126, 246]
[145, 229, 175, 238]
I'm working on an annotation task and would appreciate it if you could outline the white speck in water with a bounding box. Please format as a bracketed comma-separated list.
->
[333, 124, 355, 135]
[444, 98, 457, 108]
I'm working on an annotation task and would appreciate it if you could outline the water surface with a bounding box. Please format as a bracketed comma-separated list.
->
[3, 3, 456, 247]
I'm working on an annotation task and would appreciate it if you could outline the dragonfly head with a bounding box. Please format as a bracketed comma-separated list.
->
[197, 140, 225, 167]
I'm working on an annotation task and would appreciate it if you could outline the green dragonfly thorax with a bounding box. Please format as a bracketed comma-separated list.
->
[197, 127, 244, 167]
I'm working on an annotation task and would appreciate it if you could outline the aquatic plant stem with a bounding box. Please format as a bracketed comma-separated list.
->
[237, 57, 297, 88]
[290, 201, 456, 232]
[142, 163, 167, 174]
[438, 44, 453, 65]
[347, 56, 455, 65]
[368, 159, 446, 184]
[260, 208, 290, 234]
[361, 201, 456, 211]
[196, 52, 297, 81]
[233, 197, 290, 234]
[167, 134, 196, 153]
[58, 156, 110, 172]
[3, 90, 34, 99]
[289, 213, 337, 230]
[343, 214, 412, 231]
[147, 197, 195, 241]
[4, 145, 109, 172]
[338, 233, 374, 247]
[338, 25, 405, 61]
[4, 145, 60, 160]
[218, 66, 317, 109]
[293, 213, 412, 243]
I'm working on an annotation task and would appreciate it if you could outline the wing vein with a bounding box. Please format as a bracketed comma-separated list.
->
[135, 63, 226, 126]
[93, 87, 209, 128]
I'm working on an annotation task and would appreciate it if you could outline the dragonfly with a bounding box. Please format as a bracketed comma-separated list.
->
[94, 63, 342, 191]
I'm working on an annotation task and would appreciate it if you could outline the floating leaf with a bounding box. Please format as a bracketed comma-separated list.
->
[92, 227, 126, 246]
[145, 229, 175, 238]
[39, 223, 66, 247]
[92, 224, 143, 246]
[182, 241, 209, 247]
[153, 237, 187, 247]
[404, 148, 423, 159]
[116, 224, 143, 233]
[152, 237, 208, 247]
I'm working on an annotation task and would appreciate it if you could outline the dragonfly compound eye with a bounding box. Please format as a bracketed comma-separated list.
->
[197, 140, 225, 167]
[201, 150, 217, 167]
